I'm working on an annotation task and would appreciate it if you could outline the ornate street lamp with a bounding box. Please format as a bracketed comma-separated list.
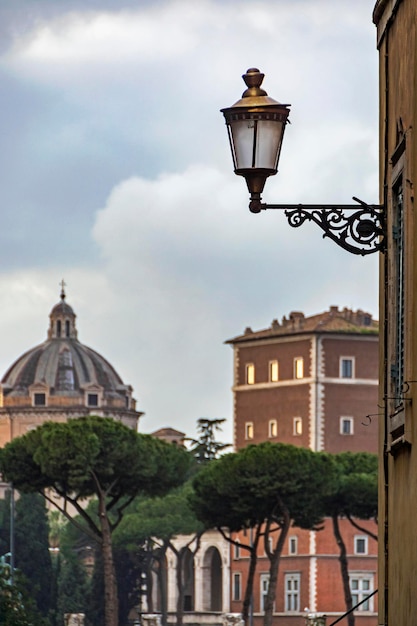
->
[221, 68, 385, 256]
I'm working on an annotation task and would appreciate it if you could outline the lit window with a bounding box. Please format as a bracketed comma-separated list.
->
[269, 360, 279, 382]
[340, 417, 354, 435]
[354, 536, 368, 555]
[260, 574, 269, 612]
[340, 357, 354, 378]
[269, 420, 278, 438]
[289, 536, 298, 555]
[233, 573, 241, 601]
[349, 574, 374, 611]
[34, 393, 46, 406]
[285, 573, 300, 612]
[294, 358, 304, 379]
[88, 393, 99, 407]
[293, 417, 303, 436]
[246, 363, 255, 385]
[245, 422, 254, 440]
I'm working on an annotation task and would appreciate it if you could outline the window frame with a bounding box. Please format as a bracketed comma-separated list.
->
[340, 357, 355, 379]
[268, 419, 278, 438]
[294, 357, 304, 379]
[246, 363, 255, 385]
[269, 360, 279, 382]
[87, 393, 99, 407]
[340, 416, 354, 435]
[289, 536, 298, 556]
[293, 417, 303, 436]
[260, 574, 270, 613]
[245, 422, 254, 440]
[284, 573, 301, 613]
[233, 573, 241, 601]
[33, 392, 46, 407]
[354, 536, 368, 555]
[349, 573, 374, 612]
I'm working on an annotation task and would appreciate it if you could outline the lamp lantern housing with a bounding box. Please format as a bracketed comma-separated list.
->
[221, 68, 291, 204]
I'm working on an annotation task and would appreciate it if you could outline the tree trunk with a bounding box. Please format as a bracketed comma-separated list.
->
[242, 526, 261, 626]
[332, 513, 354, 626]
[99, 494, 118, 626]
[263, 512, 290, 626]
[175, 550, 185, 626]
[155, 544, 169, 626]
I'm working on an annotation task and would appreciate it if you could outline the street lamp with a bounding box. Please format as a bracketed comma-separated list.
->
[221, 68, 385, 256]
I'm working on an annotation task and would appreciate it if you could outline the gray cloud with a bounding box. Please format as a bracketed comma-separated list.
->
[0, 0, 379, 441]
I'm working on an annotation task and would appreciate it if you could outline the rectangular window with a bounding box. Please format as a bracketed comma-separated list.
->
[269, 360, 279, 382]
[294, 358, 304, 379]
[260, 574, 269, 612]
[289, 536, 298, 555]
[268, 420, 277, 438]
[392, 179, 405, 410]
[340, 417, 353, 435]
[234, 542, 240, 559]
[245, 422, 254, 440]
[340, 357, 354, 378]
[285, 573, 300, 612]
[88, 393, 98, 407]
[354, 536, 368, 555]
[246, 363, 255, 385]
[349, 574, 374, 611]
[293, 417, 302, 436]
[34, 393, 46, 406]
[233, 573, 241, 601]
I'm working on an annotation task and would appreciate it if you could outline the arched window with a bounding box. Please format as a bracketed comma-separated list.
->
[180, 548, 195, 612]
[57, 320, 61, 337]
[202, 547, 222, 611]
[65, 320, 70, 337]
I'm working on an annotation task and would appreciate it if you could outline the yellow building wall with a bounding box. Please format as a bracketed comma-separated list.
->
[374, 0, 417, 623]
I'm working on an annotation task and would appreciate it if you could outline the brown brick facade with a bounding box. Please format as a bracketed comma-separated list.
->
[227, 307, 378, 625]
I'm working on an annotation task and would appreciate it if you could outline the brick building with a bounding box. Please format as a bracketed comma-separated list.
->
[226, 306, 379, 625]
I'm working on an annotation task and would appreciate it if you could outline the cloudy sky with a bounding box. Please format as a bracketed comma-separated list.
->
[0, 0, 380, 443]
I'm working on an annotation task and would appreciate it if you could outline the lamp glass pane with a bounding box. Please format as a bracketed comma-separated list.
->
[229, 118, 256, 170]
[256, 119, 284, 170]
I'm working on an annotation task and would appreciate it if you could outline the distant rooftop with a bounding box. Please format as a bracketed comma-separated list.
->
[226, 306, 378, 344]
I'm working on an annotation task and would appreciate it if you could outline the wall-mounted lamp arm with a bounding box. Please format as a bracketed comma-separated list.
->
[249, 196, 385, 256]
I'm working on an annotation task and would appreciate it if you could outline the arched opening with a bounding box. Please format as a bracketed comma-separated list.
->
[202, 546, 222, 611]
[65, 319, 70, 337]
[56, 320, 61, 337]
[151, 553, 167, 614]
[180, 547, 195, 612]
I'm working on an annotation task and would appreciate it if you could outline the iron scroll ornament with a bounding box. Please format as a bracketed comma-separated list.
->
[249, 196, 385, 256]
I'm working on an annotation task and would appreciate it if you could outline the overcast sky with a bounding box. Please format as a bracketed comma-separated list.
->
[0, 0, 380, 443]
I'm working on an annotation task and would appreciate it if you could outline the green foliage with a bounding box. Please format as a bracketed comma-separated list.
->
[0, 417, 192, 532]
[186, 418, 230, 464]
[191, 442, 333, 531]
[323, 451, 378, 519]
[0, 567, 50, 626]
[114, 483, 203, 550]
[0, 417, 192, 626]
[15, 493, 53, 617]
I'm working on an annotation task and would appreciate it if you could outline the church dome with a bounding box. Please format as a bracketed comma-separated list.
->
[0, 286, 142, 444]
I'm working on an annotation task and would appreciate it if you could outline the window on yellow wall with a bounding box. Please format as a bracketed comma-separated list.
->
[294, 357, 304, 379]
[269, 360, 279, 382]
[246, 363, 255, 385]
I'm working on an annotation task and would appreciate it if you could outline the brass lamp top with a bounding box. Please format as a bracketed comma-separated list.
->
[221, 68, 290, 112]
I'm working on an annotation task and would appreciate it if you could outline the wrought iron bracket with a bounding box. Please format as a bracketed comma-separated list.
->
[249, 196, 385, 256]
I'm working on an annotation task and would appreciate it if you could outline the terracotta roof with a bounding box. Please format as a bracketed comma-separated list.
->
[226, 306, 378, 344]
